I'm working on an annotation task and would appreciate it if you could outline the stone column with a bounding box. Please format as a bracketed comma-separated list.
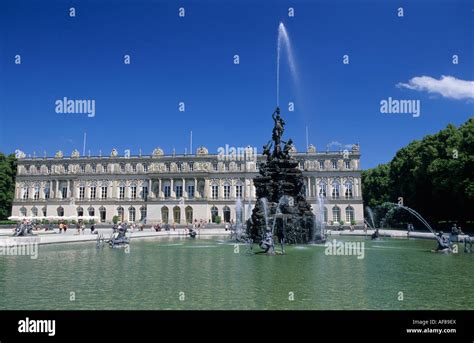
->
[56, 180, 60, 199]
[148, 179, 152, 199]
[170, 178, 175, 198]
[204, 178, 210, 199]
[183, 178, 187, 199]
[194, 178, 197, 198]
[307, 177, 311, 197]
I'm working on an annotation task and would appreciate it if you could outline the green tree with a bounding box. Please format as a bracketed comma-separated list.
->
[362, 118, 474, 229]
[0, 153, 17, 220]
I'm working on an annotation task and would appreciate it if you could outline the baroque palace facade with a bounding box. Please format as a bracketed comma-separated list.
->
[11, 144, 364, 226]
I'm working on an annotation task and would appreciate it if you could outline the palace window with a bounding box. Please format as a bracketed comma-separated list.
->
[31, 207, 38, 217]
[90, 187, 96, 199]
[44, 187, 50, 199]
[346, 206, 355, 223]
[213, 163, 218, 171]
[22, 187, 29, 200]
[101, 186, 107, 199]
[236, 185, 243, 198]
[20, 207, 27, 216]
[79, 187, 85, 200]
[187, 185, 195, 198]
[345, 182, 353, 199]
[64, 164, 69, 173]
[164, 185, 171, 198]
[143, 164, 148, 172]
[319, 183, 327, 197]
[332, 206, 341, 223]
[132, 164, 137, 173]
[165, 163, 170, 172]
[129, 207, 136, 222]
[177, 163, 182, 172]
[34, 186, 40, 200]
[103, 164, 108, 173]
[91, 165, 96, 173]
[175, 185, 183, 198]
[189, 162, 194, 171]
[131, 186, 137, 199]
[223, 183, 231, 199]
[62, 187, 68, 199]
[120, 164, 125, 173]
[119, 186, 125, 199]
[142, 186, 148, 200]
[211, 185, 219, 199]
[77, 207, 84, 217]
[80, 165, 86, 173]
[332, 182, 340, 199]
[332, 160, 337, 170]
[345, 160, 351, 169]
[319, 160, 324, 170]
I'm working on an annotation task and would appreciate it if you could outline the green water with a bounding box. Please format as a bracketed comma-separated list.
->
[0, 236, 472, 310]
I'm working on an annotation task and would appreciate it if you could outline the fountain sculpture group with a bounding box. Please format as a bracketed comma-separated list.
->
[245, 107, 315, 252]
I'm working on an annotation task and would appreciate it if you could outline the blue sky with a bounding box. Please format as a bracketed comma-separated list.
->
[0, 0, 473, 169]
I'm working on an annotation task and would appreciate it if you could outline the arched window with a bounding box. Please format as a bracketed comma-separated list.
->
[211, 206, 218, 223]
[173, 206, 181, 224]
[31, 207, 38, 217]
[185, 206, 193, 224]
[88, 207, 95, 217]
[161, 206, 169, 224]
[20, 207, 27, 217]
[346, 206, 355, 223]
[57, 206, 64, 217]
[332, 206, 341, 223]
[332, 181, 340, 199]
[42, 206, 47, 217]
[129, 207, 136, 223]
[223, 206, 231, 223]
[77, 207, 84, 217]
[345, 181, 353, 199]
[140, 206, 147, 222]
[117, 207, 124, 222]
[99, 206, 106, 223]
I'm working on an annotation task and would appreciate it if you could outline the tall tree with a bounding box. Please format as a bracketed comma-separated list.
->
[0, 153, 17, 220]
[362, 118, 473, 228]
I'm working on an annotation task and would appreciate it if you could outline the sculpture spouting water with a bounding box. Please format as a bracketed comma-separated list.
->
[246, 107, 314, 249]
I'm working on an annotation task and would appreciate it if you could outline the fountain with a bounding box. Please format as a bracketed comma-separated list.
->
[380, 202, 453, 251]
[230, 197, 247, 242]
[245, 23, 313, 251]
[313, 194, 327, 243]
[246, 106, 314, 249]
[365, 206, 376, 229]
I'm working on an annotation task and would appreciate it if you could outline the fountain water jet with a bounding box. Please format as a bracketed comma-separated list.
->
[276, 22, 298, 107]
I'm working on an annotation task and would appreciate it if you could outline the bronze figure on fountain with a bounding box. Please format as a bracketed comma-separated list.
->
[247, 107, 315, 249]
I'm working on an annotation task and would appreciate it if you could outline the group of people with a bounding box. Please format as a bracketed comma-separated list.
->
[150, 219, 208, 233]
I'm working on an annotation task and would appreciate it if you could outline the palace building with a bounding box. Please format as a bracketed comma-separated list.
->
[11, 144, 364, 226]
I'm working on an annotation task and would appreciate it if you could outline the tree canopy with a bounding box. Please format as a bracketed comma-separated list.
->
[362, 118, 474, 228]
[0, 153, 17, 220]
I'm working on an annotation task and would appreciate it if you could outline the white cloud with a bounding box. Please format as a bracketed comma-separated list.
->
[397, 75, 474, 100]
